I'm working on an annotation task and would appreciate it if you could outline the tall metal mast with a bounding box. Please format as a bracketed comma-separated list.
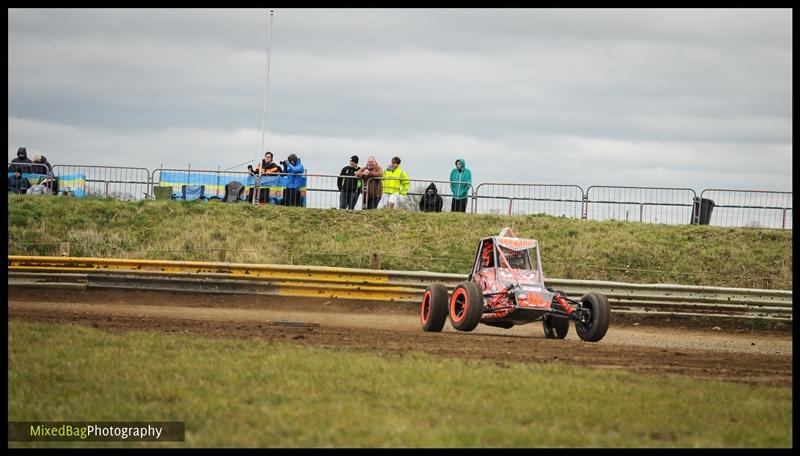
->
[252, 9, 274, 204]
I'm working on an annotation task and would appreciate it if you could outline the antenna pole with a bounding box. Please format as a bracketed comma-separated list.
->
[224, 10, 276, 174]
[258, 9, 274, 160]
[250, 9, 275, 205]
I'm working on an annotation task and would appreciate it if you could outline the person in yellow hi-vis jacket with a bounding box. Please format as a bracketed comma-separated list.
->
[379, 156, 409, 209]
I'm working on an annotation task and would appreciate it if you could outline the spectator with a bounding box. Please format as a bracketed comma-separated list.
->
[419, 182, 443, 212]
[7, 169, 30, 194]
[9, 147, 33, 173]
[379, 156, 409, 209]
[32, 153, 53, 176]
[32, 153, 58, 194]
[280, 153, 304, 207]
[355, 156, 383, 210]
[247, 151, 283, 203]
[337, 155, 362, 210]
[257, 151, 283, 175]
[449, 157, 472, 212]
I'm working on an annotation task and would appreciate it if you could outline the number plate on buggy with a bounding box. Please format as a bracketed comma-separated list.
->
[516, 291, 549, 308]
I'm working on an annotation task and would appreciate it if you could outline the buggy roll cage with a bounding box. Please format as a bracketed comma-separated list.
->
[467, 227, 542, 283]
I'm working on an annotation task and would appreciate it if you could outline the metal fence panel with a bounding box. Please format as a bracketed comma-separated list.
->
[6, 162, 55, 193]
[472, 183, 585, 217]
[52, 165, 151, 201]
[585, 186, 697, 225]
[6, 162, 50, 174]
[151, 168, 252, 200]
[699, 189, 793, 229]
[303, 173, 363, 210]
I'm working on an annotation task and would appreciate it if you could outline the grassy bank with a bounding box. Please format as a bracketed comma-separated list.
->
[7, 195, 792, 289]
[8, 321, 792, 448]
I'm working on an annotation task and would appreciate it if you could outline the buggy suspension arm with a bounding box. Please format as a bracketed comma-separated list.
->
[481, 305, 516, 314]
[547, 308, 583, 321]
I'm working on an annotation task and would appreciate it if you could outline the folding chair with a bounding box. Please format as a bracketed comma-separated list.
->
[153, 186, 174, 200]
[180, 184, 206, 201]
[223, 181, 245, 203]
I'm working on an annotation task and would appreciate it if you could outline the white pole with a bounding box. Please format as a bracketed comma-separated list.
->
[252, 9, 275, 205]
[258, 9, 274, 161]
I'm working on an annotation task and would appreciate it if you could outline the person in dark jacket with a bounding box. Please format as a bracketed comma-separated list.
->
[8, 169, 30, 194]
[337, 155, 362, 210]
[9, 147, 33, 173]
[419, 182, 443, 213]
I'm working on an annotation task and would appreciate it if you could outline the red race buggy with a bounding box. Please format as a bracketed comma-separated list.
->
[420, 228, 610, 342]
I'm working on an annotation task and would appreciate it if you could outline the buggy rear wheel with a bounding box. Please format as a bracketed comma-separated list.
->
[543, 315, 569, 339]
[575, 292, 611, 342]
[420, 283, 449, 332]
[449, 281, 483, 331]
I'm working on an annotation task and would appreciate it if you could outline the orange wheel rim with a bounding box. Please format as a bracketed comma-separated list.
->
[450, 288, 467, 323]
[421, 290, 431, 324]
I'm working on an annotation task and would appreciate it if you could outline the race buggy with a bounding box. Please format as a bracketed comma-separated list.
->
[420, 228, 610, 342]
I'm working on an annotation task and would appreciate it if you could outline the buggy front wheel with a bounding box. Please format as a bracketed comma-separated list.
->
[448, 281, 483, 331]
[575, 292, 611, 342]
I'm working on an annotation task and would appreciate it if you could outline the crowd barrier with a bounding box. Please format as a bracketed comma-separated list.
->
[584, 186, 698, 225]
[699, 189, 793, 229]
[6, 163, 793, 229]
[53, 165, 150, 201]
[472, 183, 584, 217]
[151, 168, 308, 206]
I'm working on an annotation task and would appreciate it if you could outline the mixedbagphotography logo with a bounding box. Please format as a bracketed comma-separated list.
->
[8, 421, 185, 442]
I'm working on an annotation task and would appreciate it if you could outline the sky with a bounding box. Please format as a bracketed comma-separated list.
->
[8, 8, 793, 193]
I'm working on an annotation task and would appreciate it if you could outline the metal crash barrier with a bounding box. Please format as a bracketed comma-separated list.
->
[8, 256, 792, 321]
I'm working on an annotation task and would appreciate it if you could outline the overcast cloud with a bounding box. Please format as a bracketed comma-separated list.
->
[8, 8, 792, 192]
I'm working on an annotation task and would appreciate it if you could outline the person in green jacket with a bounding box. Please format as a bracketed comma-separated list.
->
[380, 156, 410, 209]
[449, 157, 472, 212]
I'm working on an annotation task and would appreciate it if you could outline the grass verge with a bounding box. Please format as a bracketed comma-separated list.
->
[8, 320, 792, 448]
[7, 195, 793, 289]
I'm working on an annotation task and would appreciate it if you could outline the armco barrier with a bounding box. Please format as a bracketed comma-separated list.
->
[8, 256, 792, 321]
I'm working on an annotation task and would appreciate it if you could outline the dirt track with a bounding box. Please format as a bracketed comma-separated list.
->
[7, 289, 793, 387]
